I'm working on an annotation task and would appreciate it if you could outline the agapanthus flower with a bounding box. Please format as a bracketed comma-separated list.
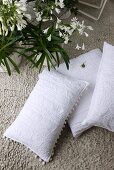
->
[35, 11, 43, 22]
[47, 34, 52, 41]
[55, 0, 64, 9]
[0, 0, 31, 36]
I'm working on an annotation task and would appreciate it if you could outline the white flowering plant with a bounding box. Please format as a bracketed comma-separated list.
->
[0, 0, 31, 74]
[0, 0, 31, 36]
[0, 0, 93, 75]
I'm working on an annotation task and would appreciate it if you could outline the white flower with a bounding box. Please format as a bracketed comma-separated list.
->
[63, 26, 73, 35]
[56, 18, 61, 29]
[68, 28, 74, 35]
[50, 17, 53, 21]
[0, 0, 29, 35]
[64, 35, 69, 44]
[87, 26, 93, 30]
[10, 25, 15, 31]
[51, 6, 54, 9]
[58, 0, 65, 8]
[59, 31, 63, 37]
[71, 17, 78, 22]
[55, 8, 60, 14]
[42, 18, 49, 22]
[15, 1, 27, 12]
[79, 20, 86, 32]
[70, 17, 80, 30]
[70, 22, 76, 30]
[24, 14, 31, 20]
[47, 35, 52, 41]
[56, 23, 59, 29]
[50, 10, 53, 14]
[2, 0, 12, 5]
[75, 44, 81, 50]
[36, 12, 42, 22]
[78, 28, 83, 35]
[43, 27, 49, 34]
[82, 43, 85, 50]
[16, 23, 24, 31]
[5, 28, 8, 36]
[16, 14, 27, 30]
[57, 18, 61, 24]
[84, 32, 89, 37]
[55, 0, 64, 8]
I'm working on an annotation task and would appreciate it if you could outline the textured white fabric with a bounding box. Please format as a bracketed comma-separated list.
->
[4, 69, 88, 162]
[57, 49, 102, 137]
[82, 42, 114, 132]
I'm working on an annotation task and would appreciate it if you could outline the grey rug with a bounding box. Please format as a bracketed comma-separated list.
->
[1, 1, 114, 170]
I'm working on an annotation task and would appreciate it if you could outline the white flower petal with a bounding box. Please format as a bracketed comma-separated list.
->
[75, 44, 81, 50]
[47, 35, 52, 41]
[43, 27, 49, 34]
[82, 43, 85, 50]
[84, 32, 89, 37]
[87, 26, 93, 30]
[55, 8, 60, 14]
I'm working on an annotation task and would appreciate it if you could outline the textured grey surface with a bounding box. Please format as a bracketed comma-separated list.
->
[79, 0, 103, 6]
[1, 1, 114, 170]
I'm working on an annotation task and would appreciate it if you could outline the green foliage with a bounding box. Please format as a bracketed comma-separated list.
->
[20, 22, 70, 72]
[0, 31, 23, 75]
[64, 0, 78, 15]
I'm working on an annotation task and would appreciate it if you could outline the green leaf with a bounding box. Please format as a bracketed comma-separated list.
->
[35, 54, 44, 67]
[15, 51, 37, 66]
[56, 46, 70, 69]
[56, 52, 60, 67]
[7, 56, 20, 74]
[39, 54, 45, 72]
[4, 58, 11, 76]
[47, 26, 54, 36]
[56, 45, 70, 63]
[46, 55, 50, 71]
[44, 48, 55, 68]
[51, 35, 64, 44]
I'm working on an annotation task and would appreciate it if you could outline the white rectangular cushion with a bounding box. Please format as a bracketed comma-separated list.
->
[57, 49, 102, 137]
[4, 69, 88, 163]
[82, 42, 114, 132]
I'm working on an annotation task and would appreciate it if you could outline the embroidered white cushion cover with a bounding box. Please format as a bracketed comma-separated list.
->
[57, 49, 102, 137]
[4, 69, 88, 162]
[82, 42, 114, 132]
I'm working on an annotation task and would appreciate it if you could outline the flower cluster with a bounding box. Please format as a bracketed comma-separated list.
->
[55, 0, 65, 13]
[42, 16, 93, 49]
[0, 0, 31, 36]
[33, 0, 93, 50]
[34, 0, 65, 23]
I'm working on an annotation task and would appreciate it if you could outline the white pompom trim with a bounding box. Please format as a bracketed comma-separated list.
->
[49, 84, 88, 162]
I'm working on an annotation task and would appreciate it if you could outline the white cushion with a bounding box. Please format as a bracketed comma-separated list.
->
[82, 42, 114, 132]
[4, 69, 88, 163]
[57, 49, 102, 137]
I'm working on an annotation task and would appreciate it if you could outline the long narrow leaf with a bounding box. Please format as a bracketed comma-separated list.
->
[7, 56, 20, 74]
[44, 49, 55, 69]
[39, 54, 45, 72]
[4, 58, 11, 75]
[56, 52, 60, 67]
[58, 50, 69, 69]
[46, 55, 50, 71]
